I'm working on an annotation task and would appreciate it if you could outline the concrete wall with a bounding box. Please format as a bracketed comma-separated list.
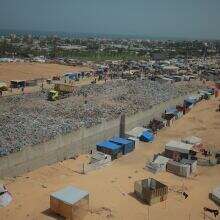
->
[0, 95, 189, 177]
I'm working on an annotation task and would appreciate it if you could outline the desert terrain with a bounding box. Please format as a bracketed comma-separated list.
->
[0, 62, 92, 84]
[0, 97, 220, 220]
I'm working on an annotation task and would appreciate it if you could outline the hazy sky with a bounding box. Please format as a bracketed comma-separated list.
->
[0, 0, 220, 39]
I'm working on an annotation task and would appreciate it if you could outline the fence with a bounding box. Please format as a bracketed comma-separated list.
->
[0, 95, 189, 177]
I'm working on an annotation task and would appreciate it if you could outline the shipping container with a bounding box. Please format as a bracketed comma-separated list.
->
[109, 137, 135, 155]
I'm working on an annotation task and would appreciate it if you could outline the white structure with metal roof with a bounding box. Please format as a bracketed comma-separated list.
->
[182, 136, 202, 145]
[165, 140, 194, 154]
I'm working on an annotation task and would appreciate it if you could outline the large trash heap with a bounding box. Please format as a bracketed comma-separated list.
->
[0, 79, 204, 155]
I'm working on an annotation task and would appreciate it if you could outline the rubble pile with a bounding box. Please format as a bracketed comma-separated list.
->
[0, 79, 204, 156]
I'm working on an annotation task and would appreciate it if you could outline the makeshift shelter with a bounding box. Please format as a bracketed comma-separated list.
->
[25, 79, 38, 87]
[83, 152, 111, 174]
[0, 184, 12, 208]
[139, 131, 154, 142]
[180, 159, 197, 173]
[50, 186, 89, 220]
[164, 107, 178, 120]
[96, 140, 122, 160]
[146, 155, 170, 173]
[10, 80, 25, 88]
[184, 96, 198, 108]
[181, 136, 202, 150]
[134, 178, 168, 205]
[63, 72, 79, 82]
[210, 187, 220, 205]
[166, 160, 191, 178]
[126, 127, 149, 139]
[147, 118, 166, 132]
[165, 140, 196, 161]
[109, 137, 135, 155]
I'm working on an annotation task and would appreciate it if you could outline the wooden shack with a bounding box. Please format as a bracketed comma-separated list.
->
[50, 186, 89, 220]
[134, 178, 168, 205]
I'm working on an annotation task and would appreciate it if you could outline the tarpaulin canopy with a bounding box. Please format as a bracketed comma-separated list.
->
[139, 131, 154, 142]
[96, 140, 122, 154]
[0, 185, 12, 208]
[165, 107, 178, 115]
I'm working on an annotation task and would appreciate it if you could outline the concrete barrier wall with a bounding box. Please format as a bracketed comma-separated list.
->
[0, 95, 189, 177]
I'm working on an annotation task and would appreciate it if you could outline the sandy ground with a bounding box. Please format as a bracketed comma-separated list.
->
[0, 63, 92, 84]
[1, 97, 220, 220]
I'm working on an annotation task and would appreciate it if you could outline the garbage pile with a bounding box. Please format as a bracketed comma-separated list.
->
[0, 79, 205, 156]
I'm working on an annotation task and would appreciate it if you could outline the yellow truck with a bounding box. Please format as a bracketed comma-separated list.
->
[48, 83, 76, 101]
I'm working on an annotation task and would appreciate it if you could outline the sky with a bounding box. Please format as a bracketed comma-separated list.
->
[0, 0, 220, 39]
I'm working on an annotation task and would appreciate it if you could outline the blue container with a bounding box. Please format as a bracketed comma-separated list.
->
[96, 140, 122, 156]
[109, 137, 135, 155]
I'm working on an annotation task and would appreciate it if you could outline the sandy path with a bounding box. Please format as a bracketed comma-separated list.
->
[1, 97, 220, 220]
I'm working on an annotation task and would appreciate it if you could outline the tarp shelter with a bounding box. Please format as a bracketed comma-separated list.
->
[10, 80, 25, 88]
[165, 107, 178, 115]
[96, 140, 122, 160]
[126, 127, 149, 138]
[63, 72, 79, 80]
[50, 186, 89, 220]
[0, 184, 12, 208]
[109, 137, 135, 154]
[164, 107, 178, 120]
[184, 96, 197, 107]
[139, 131, 154, 142]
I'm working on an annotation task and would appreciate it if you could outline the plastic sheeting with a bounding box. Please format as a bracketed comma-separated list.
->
[0, 185, 12, 208]
[139, 131, 154, 142]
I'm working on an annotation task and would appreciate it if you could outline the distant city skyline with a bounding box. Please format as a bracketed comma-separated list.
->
[0, 0, 220, 40]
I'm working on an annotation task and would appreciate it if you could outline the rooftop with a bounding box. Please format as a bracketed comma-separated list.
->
[50, 186, 89, 206]
[165, 140, 194, 154]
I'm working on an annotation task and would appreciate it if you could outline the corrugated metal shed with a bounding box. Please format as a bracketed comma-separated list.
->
[165, 140, 193, 154]
[51, 186, 89, 206]
[167, 160, 191, 177]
